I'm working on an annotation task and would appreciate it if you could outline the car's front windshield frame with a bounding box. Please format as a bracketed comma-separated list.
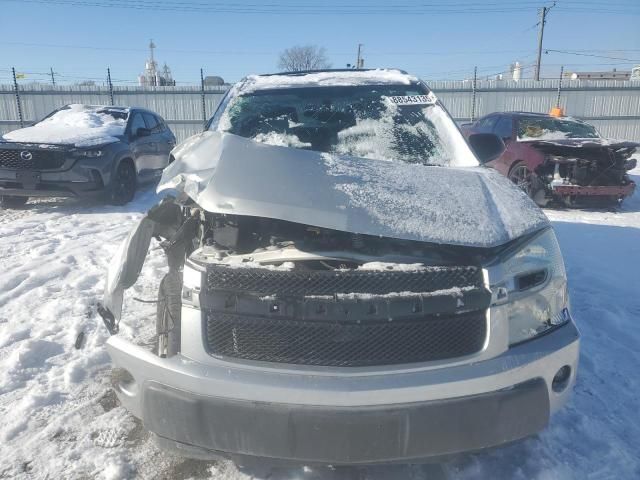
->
[210, 82, 478, 167]
[517, 116, 600, 140]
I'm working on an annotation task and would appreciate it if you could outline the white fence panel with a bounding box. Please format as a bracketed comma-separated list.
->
[1, 81, 639, 142]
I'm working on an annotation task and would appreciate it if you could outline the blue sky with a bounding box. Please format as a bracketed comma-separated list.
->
[0, 0, 638, 85]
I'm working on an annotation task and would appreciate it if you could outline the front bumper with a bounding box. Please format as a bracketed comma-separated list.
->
[0, 158, 113, 198]
[0, 180, 105, 198]
[551, 181, 635, 198]
[107, 320, 580, 464]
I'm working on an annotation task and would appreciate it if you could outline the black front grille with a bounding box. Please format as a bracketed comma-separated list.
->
[206, 264, 483, 296]
[0, 149, 67, 170]
[204, 310, 487, 367]
[202, 264, 489, 366]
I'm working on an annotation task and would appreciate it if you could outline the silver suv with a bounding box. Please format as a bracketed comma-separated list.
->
[100, 69, 579, 465]
[0, 104, 176, 207]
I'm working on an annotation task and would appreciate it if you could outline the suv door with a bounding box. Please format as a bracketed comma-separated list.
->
[489, 115, 515, 175]
[128, 112, 156, 175]
[142, 112, 170, 171]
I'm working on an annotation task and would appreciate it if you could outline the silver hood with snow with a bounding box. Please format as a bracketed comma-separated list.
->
[158, 132, 548, 248]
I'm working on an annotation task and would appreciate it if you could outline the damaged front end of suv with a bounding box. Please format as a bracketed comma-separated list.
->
[516, 116, 637, 207]
[99, 70, 579, 465]
[531, 140, 637, 206]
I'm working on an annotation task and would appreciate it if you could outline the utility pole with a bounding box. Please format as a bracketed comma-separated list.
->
[556, 65, 564, 108]
[50, 67, 56, 86]
[471, 66, 478, 122]
[356, 44, 363, 69]
[535, 3, 554, 81]
[107, 68, 114, 106]
[12, 67, 24, 128]
[200, 68, 207, 130]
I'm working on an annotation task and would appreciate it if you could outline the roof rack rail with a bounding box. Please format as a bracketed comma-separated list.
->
[258, 68, 408, 77]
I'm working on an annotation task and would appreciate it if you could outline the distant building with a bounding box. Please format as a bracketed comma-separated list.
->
[138, 40, 175, 86]
[565, 68, 631, 80]
[203, 76, 225, 86]
[510, 62, 522, 81]
[631, 65, 640, 81]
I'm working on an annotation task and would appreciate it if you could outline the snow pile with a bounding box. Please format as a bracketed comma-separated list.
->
[240, 69, 416, 93]
[357, 262, 427, 271]
[306, 286, 473, 301]
[252, 131, 311, 148]
[2, 104, 127, 147]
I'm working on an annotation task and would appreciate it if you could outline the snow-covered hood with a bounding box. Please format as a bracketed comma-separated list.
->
[159, 132, 549, 248]
[1, 104, 126, 148]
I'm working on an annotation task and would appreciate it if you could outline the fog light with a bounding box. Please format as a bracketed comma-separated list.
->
[552, 365, 571, 393]
[89, 169, 104, 188]
[111, 367, 138, 397]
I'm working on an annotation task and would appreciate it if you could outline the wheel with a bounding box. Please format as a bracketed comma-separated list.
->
[508, 161, 548, 206]
[109, 160, 137, 205]
[0, 195, 28, 208]
[155, 271, 182, 357]
[508, 162, 535, 197]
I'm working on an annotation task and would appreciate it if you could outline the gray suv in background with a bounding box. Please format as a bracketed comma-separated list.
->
[0, 104, 176, 207]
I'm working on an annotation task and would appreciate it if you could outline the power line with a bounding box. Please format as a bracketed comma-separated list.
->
[2, 0, 638, 12]
[545, 49, 640, 63]
[4, 0, 637, 7]
[0, 40, 537, 57]
[0, 0, 551, 14]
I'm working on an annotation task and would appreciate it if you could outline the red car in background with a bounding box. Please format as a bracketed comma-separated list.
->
[462, 112, 638, 207]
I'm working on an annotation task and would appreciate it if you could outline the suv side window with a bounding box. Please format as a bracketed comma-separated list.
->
[129, 113, 146, 135]
[156, 116, 167, 132]
[143, 112, 160, 132]
[493, 116, 513, 140]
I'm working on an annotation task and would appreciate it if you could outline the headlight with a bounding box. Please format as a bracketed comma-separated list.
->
[490, 228, 571, 345]
[76, 149, 104, 157]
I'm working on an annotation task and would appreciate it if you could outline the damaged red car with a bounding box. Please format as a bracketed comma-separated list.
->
[462, 112, 637, 207]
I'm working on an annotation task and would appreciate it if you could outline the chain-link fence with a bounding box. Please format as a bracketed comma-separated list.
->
[2, 73, 640, 143]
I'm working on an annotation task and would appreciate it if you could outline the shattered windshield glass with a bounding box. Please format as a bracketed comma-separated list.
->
[215, 84, 469, 166]
[517, 116, 600, 140]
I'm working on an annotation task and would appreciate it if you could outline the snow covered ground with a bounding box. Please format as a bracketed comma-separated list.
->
[1, 167, 639, 479]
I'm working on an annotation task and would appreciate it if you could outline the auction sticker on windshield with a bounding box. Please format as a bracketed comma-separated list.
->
[386, 92, 437, 105]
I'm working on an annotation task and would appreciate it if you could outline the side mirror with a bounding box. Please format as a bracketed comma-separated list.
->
[468, 133, 505, 164]
[135, 127, 151, 137]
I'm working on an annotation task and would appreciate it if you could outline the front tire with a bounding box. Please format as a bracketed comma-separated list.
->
[0, 195, 28, 208]
[508, 162, 534, 195]
[508, 161, 546, 205]
[109, 160, 136, 205]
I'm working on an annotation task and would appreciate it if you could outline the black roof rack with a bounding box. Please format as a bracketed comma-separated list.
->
[258, 68, 408, 77]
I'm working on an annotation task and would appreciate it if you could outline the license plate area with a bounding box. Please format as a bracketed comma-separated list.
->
[16, 170, 41, 188]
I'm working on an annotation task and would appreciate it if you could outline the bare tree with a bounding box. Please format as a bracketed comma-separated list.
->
[277, 45, 332, 72]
